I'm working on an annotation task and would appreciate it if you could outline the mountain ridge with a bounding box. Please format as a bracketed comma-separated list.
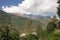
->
[0, 10, 51, 31]
[9, 12, 51, 25]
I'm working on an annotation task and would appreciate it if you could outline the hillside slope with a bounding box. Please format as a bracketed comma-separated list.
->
[0, 10, 42, 33]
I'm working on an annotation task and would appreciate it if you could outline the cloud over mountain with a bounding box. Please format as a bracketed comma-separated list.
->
[2, 0, 58, 16]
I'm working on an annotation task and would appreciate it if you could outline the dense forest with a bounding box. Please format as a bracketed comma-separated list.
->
[0, 0, 60, 40]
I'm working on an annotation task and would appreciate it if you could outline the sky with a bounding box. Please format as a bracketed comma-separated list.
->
[0, 0, 59, 17]
[0, 0, 24, 9]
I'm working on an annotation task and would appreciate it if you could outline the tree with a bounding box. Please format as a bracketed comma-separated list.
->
[0, 25, 20, 40]
[0, 26, 12, 40]
[24, 19, 32, 33]
[47, 16, 58, 33]
[36, 24, 48, 40]
[36, 24, 42, 37]
[58, 21, 60, 29]
[47, 22, 56, 33]
[57, 0, 60, 18]
[52, 16, 58, 29]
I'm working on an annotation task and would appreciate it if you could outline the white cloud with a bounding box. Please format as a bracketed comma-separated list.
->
[2, 0, 58, 16]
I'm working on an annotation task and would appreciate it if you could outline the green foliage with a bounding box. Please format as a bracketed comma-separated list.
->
[37, 31, 48, 40]
[10, 31, 20, 40]
[57, 7, 60, 18]
[58, 21, 60, 29]
[57, 0, 60, 18]
[19, 31, 60, 40]
[47, 16, 58, 33]
[0, 10, 41, 33]
[36, 24, 42, 39]
[20, 34, 38, 40]
[0, 25, 20, 40]
[47, 22, 56, 33]
[48, 32, 60, 40]
[23, 19, 32, 33]
[24, 34, 38, 40]
[36, 24, 42, 32]
[20, 37, 27, 40]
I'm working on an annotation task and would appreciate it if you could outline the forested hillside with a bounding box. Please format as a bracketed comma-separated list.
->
[0, 10, 42, 33]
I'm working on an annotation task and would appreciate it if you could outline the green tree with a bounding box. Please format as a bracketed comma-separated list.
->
[36, 24, 42, 39]
[57, 0, 60, 18]
[47, 16, 58, 33]
[36, 24, 48, 40]
[58, 21, 60, 29]
[47, 22, 56, 33]
[0, 25, 20, 40]
[24, 19, 32, 33]
[0, 26, 12, 40]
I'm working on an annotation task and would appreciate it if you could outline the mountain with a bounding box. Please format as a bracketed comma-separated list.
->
[8, 13, 51, 29]
[26, 14, 51, 25]
[0, 10, 51, 33]
[0, 10, 12, 24]
[18, 14, 51, 29]
[0, 10, 42, 33]
[11, 13, 51, 25]
[8, 12, 51, 30]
